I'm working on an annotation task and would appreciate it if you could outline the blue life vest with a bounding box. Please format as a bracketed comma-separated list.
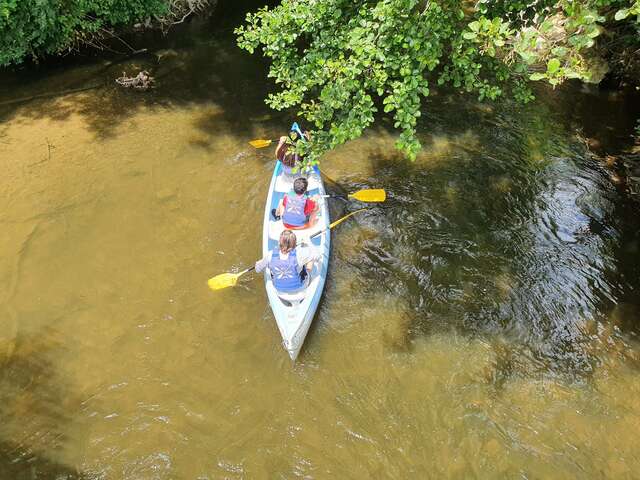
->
[282, 192, 308, 226]
[270, 249, 303, 292]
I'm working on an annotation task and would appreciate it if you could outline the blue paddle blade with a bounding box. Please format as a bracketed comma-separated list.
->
[291, 122, 305, 140]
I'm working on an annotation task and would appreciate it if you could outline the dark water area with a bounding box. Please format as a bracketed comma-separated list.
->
[371, 89, 640, 360]
[1, 5, 640, 479]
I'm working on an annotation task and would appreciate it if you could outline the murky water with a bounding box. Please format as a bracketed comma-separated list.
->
[1, 10, 640, 480]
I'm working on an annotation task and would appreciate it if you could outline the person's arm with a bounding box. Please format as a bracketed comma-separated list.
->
[297, 246, 320, 272]
[276, 197, 286, 217]
[304, 197, 318, 216]
[274, 136, 287, 159]
[255, 253, 270, 273]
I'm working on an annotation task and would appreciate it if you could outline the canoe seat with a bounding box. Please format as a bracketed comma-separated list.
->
[274, 175, 293, 193]
[268, 220, 284, 240]
[276, 290, 306, 304]
[268, 218, 323, 241]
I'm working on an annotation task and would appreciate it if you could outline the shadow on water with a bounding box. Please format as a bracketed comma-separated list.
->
[0, 329, 86, 480]
[0, 440, 86, 480]
[0, 2, 288, 145]
[539, 81, 640, 156]
[327, 91, 640, 385]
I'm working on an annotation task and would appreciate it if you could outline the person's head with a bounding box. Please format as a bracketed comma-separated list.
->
[293, 177, 308, 195]
[279, 229, 297, 253]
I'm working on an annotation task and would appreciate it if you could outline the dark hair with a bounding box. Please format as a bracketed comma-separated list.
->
[293, 177, 308, 195]
[277, 142, 296, 167]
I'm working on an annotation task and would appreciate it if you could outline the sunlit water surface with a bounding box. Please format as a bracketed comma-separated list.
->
[1, 13, 640, 480]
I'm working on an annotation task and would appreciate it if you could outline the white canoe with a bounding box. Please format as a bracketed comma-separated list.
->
[262, 161, 331, 360]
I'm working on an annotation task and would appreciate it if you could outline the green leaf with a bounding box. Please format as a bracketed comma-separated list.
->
[551, 46, 568, 57]
[547, 58, 561, 74]
[587, 27, 601, 38]
[540, 19, 553, 33]
[462, 31, 477, 40]
[614, 9, 629, 21]
[529, 72, 545, 81]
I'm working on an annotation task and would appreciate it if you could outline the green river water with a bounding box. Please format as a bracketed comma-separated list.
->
[1, 8, 640, 480]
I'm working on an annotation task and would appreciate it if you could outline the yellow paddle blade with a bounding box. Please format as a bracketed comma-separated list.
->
[348, 189, 386, 203]
[249, 139, 273, 148]
[208, 272, 242, 290]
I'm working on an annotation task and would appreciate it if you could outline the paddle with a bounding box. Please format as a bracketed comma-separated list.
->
[249, 122, 304, 148]
[248, 137, 385, 201]
[248, 139, 276, 148]
[208, 209, 368, 290]
[249, 124, 304, 149]
[208, 266, 255, 291]
[310, 208, 368, 239]
[321, 189, 386, 203]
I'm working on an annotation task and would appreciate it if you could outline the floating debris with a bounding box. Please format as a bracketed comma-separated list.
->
[115, 70, 154, 90]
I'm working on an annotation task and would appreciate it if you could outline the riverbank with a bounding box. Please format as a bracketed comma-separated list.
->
[0, 0, 217, 67]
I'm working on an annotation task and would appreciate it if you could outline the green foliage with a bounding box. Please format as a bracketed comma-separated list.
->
[0, 0, 168, 66]
[614, 0, 640, 20]
[237, 0, 639, 163]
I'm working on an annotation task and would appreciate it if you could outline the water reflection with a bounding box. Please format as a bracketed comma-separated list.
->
[328, 96, 637, 385]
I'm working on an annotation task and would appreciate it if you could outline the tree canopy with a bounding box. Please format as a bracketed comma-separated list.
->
[236, 0, 640, 163]
[0, 0, 209, 66]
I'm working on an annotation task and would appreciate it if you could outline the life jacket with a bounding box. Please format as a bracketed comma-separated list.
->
[270, 249, 303, 292]
[282, 191, 308, 227]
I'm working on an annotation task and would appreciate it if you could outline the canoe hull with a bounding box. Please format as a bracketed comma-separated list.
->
[262, 162, 331, 360]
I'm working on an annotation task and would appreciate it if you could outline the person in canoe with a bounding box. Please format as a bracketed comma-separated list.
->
[255, 230, 318, 293]
[275, 125, 310, 177]
[272, 177, 319, 228]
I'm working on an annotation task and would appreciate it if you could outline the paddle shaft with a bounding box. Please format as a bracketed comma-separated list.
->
[310, 209, 367, 240]
[320, 192, 365, 198]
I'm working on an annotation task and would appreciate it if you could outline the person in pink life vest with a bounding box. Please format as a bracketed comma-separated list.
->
[273, 177, 319, 229]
